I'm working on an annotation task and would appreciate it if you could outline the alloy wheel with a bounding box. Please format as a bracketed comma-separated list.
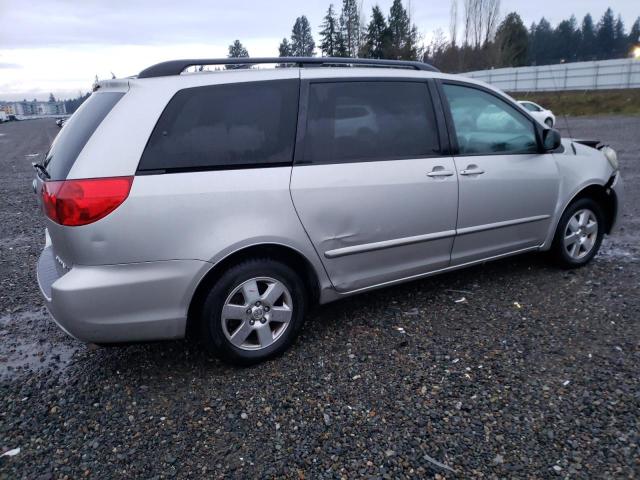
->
[564, 208, 598, 260]
[221, 277, 293, 351]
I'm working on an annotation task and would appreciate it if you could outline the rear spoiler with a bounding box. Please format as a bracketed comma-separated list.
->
[92, 78, 131, 93]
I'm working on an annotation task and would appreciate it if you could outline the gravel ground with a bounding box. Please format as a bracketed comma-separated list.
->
[1, 117, 638, 479]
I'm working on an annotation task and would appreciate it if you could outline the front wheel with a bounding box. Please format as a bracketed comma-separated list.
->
[551, 198, 604, 268]
[199, 258, 307, 365]
[545, 118, 554, 127]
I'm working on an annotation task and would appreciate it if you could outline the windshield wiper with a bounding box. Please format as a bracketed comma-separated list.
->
[32, 161, 50, 180]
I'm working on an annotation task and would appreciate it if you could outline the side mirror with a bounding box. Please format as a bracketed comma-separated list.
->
[543, 128, 562, 151]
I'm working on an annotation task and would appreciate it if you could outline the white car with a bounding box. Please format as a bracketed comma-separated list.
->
[518, 100, 556, 127]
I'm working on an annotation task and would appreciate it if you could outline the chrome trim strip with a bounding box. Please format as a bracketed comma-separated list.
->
[456, 214, 550, 236]
[324, 215, 550, 259]
[334, 245, 541, 296]
[324, 229, 457, 259]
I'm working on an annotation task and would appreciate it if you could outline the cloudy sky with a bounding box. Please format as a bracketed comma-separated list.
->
[0, 0, 637, 101]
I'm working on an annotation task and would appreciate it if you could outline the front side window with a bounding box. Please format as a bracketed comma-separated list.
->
[138, 80, 298, 172]
[303, 81, 440, 164]
[443, 84, 538, 155]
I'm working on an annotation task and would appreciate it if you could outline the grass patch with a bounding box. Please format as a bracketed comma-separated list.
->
[510, 89, 640, 116]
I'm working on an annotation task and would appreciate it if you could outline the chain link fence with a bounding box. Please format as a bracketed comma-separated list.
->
[465, 58, 640, 92]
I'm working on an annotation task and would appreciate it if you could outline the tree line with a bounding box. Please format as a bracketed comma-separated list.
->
[228, 0, 420, 64]
[63, 92, 91, 113]
[226, 0, 640, 72]
[427, 4, 640, 72]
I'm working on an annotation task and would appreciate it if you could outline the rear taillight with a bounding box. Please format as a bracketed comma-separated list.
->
[41, 176, 133, 226]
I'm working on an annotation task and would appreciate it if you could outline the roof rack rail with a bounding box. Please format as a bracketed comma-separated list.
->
[137, 57, 439, 78]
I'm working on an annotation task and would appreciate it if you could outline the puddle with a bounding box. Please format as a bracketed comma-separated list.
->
[0, 309, 81, 381]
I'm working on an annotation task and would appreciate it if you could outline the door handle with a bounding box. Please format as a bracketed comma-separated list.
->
[460, 165, 485, 176]
[427, 168, 454, 178]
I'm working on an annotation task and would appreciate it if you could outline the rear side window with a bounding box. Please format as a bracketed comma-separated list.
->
[138, 80, 299, 172]
[303, 81, 440, 164]
[44, 92, 124, 180]
[521, 102, 540, 112]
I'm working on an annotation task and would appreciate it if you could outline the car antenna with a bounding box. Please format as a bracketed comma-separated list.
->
[546, 64, 574, 140]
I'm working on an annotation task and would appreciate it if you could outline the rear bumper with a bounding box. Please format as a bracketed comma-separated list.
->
[37, 243, 209, 344]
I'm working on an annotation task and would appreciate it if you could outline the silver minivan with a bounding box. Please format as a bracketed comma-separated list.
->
[34, 57, 623, 364]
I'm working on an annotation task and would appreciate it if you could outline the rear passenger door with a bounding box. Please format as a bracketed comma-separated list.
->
[290, 75, 458, 292]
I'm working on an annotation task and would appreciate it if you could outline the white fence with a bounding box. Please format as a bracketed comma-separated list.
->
[465, 58, 640, 92]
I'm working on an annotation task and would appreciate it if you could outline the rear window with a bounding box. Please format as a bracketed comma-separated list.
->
[303, 81, 440, 164]
[138, 79, 299, 173]
[44, 92, 124, 180]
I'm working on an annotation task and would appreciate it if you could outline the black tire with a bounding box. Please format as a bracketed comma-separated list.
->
[199, 258, 307, 365]
[551, 197, 605, 268]
[545, 118, 554, 127]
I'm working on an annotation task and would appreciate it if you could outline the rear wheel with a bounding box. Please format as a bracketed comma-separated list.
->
[551, 198, 604, 268]
[199, 258, 307, 365]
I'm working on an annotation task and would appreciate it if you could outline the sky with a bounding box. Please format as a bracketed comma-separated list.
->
[0, 0, 637, 101]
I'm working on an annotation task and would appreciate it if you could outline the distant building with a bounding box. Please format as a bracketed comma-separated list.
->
[0, 99, 66, 116]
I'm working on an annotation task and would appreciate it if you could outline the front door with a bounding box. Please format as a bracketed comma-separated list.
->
[440, 82, 560, 265]
[291, 78, 458, 292]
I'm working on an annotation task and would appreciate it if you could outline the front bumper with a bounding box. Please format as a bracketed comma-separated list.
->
[609, 171, 624, 233]
[37, 241, 210, 344]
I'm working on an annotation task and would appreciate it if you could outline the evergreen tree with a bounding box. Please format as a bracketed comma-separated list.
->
[360, 5, 389, 58]
[63, 92, 90, 114]
[319, 4, 340, 56]
[386, 0, 418, 60]
[554, 16, 580, 63]
[527, 22, 537, 64]
[596, 8, 616, 59]
[291, 16, 316, 57]
[530, 18, 554, 65]
[278, 38, 292, 57]
[226, 39, 250, 69]
[613, 15, 626, 57]
[629, 17, 640, 49]
[340, 0, 361, 57]
[277, 38, 292, 68]
[334, 30, 348, 57]
[495, 12, 528, 67]
[580, 14, 597, 60]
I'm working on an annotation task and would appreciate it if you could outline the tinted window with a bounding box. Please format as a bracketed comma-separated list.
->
[139, 80, 298, 172]
[443, 84, 538, 155]
[303, 81, 439, 164]
[44, 92, 124, 180]
[521, 102, 540, 112]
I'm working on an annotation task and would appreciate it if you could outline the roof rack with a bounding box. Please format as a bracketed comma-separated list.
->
[137, 57, 439, 78]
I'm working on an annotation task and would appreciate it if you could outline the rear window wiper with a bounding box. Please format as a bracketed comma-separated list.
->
[32, 161, 50, 180]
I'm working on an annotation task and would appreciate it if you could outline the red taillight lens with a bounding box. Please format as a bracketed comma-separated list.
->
[41, 177, 133, 226]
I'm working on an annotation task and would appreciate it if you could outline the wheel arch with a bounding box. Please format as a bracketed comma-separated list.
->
[186, 243, 321, 338]
[545, 181, 618, 251]
[569, 182, 618, 234]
